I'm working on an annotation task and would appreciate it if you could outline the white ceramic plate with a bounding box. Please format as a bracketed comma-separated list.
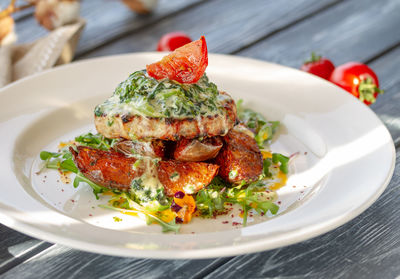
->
[0, 53, 395, 259]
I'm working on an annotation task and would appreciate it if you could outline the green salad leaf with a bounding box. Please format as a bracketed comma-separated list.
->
[75, 132, 118, 150]
[196, 177, 279, 226]
[237, 99, 280, 147]
[272, 153, 289, 174]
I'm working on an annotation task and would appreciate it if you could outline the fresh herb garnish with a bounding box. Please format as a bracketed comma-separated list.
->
[237, 99, 280, 147]
[74, 132, 118, 150]
[96, 71, 222, 119]
[272, 153, 289, 174]
[196, 177, 279, 226]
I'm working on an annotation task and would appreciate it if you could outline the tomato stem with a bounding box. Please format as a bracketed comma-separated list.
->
[304, 52, 322, 64]
[358, 77, 383, 104]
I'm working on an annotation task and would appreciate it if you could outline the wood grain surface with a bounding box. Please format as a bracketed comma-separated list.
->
[1, 0, 400, 278]
[77, 0, 341, 58]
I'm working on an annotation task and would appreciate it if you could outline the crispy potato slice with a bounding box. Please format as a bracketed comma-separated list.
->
[157, 160, 219, 196]
[214, 125, 263, 183]
[173, 137, 223, 161]
[70, 146, 143, 191]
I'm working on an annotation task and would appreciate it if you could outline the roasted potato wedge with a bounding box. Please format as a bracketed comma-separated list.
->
[214, 125, 263, 183]
[70, 146, 143, 191]
[157, 160, 219, 196]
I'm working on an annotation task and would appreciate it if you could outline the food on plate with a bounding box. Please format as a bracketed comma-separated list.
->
[173, 137, 223, 161]
[157, 31, 192, 51]
[40, 36, 289, 232]
[329, 62, 383, 105]
[215, 124, 263, 184]
[300, 52, 335, 80]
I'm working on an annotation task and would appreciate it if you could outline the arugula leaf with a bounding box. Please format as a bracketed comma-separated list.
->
[272, 153, 289, 174]
[40, 151, 61, 160]
[73, 171, 108, 199]
[263, 158, 272, 178]
[196, 176, 279, 226]
[75, 132, 118, 150]
[60, 159, 78, 173]
[236, 99, 280, 148]
[196, 177, 229, 217]
[226, 182, 279, 226]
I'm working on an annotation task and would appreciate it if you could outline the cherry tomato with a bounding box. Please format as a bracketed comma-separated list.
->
[147, 36, 208, 84]
[301, 52, 335, 80]
[157, 32, 192, 51]
[329, 62, 383, 105]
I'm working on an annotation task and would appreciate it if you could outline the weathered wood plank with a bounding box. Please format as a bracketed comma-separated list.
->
[369, 46, 400, 144]
[78, 0, 342, 58]
[0, 245, 231, 279]
[203, 150, 400, 279]
[0, 225, 51, 274]
[238, 0, 400, 68]
[234, 0, 400, 140]
[12, 0, 204, 52]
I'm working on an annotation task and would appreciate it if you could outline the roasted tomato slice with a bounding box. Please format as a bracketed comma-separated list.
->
[146, 36, 208, 84]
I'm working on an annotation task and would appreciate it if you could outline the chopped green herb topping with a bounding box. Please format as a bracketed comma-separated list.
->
[95, 71, 227, 119]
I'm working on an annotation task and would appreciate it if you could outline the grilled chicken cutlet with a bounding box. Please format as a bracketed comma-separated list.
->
[94, 71, 236, 141]
[70, 145, 219, 196]
[215, 124, 263, 183]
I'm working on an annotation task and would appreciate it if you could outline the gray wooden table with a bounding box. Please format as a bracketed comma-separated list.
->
[1, 0, 400, 278]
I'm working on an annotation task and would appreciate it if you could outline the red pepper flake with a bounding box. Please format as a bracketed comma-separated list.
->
[89, 214, 93, 216]
[261, 212, 265, 216]
[304, 151, 308, 155]
[300, 191, 304, 194]
[191, 232, 195, 234]
[71, 199, 75, 203]
[239, 209, 244, 214]
[277, 201, 281, 205]
[222, 221, 229, 224]
[231, 214, 234, 218]
[61, 189, 64, 192]
[232, 222, 240, 226]
[265, 190, 270, 193]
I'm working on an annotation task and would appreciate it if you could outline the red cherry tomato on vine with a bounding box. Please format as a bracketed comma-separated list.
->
[157, 32, 192, 51]
[329, 62, 383, 105]
[301, 52, 335, 80]
[147, 36, 208, 84]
